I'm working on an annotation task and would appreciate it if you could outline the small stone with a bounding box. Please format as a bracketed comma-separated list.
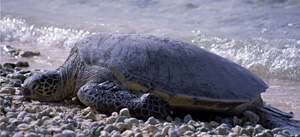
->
[165, 116, 172, 122]
[209, 121, 219, 128]
[168, 127, 179, 137]
[184, 131, 193, 136]
[105, 116, 117, 124]
[124, 118, 139, 127]
[144, 125, 159, 133]
[183, 114, 193, 123]
[119, 108, 131, 117]
[178, 125, 191, 133]
[173, 117, 182, 126]
[61, 130, 76, 137]
[15, 61, 29, 67]
[228, 132, 239, 137]
[233, 116, 242, 126]
[240, 128, 251, 136]
[104, 124, 116, 133]
[115, 116, 127, 123]
[24, 132, 39, 137]
[216, 123, 230, 135]
[122, 130, 134, 137]
[111, 131, 122, 137]
[233, 125, 242, 134]
[61, 123, 73, 130]
[13, 131, 24, 137]
[134, 133, 143, 137]
[100, 131, 109, 136]
[145, 116, 160, 125]
[0, 87, 16, 94]
[3, 63, 15, 69]
[84, 112, 96, 120]
[161, 125, 171, 135]
[0, 131, 9, 137]
[271, 128, 281, 134]
[243, 111, 259, 125]
[20, 51, 40, 57]
[17, 111, 27, 119]
[114, 123, 127, 132]
[23, 116, 34, 124]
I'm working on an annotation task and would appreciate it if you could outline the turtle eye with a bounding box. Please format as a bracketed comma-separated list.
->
[31, 83, 39, 90]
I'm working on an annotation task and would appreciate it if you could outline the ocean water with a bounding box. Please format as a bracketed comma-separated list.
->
[1, 0, 300, 119]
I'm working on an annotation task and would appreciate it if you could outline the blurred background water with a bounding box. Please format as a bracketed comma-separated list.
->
[1, 0, 300, 119]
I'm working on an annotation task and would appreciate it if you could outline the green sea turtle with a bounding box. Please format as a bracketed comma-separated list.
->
[22, 34, 299, 133]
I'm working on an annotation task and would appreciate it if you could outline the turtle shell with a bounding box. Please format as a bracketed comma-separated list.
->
[76, 34, 268, 111]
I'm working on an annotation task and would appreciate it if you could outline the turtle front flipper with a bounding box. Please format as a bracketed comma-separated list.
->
[77, 81, 171, 118]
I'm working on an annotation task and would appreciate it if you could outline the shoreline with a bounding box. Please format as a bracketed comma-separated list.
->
[1, 62, 300, 136]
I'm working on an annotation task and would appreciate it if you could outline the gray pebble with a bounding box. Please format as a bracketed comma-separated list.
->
[183, 114, 193, 123]
[17, 111, 28, 119]
[119, 108, 131, 117]
[122, 130, 134, 136]
[15, 61, 29, 67]
[115, 116, 127, 123]
[124, 118, 139, 127]
[145, 116, 160, 125]
[13, 131, 25, 137]
[0, 87, 16, 94]
[24, 132, 39, 137]
[104, 124, 116, 133]
[243, 111, 259, 125]
[0, 131, 10, 137]
[61, 123, 74, 130]
[168, 127, 179, 137]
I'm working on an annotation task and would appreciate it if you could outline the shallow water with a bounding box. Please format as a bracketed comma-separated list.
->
[1, 0, 300, 120]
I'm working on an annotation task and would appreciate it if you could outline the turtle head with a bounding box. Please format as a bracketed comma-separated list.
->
[22, 71, 63, 101]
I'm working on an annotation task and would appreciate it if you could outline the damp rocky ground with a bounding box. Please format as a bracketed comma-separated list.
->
[1, 62, 300, 137]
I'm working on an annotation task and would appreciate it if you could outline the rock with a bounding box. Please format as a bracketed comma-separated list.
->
[13, 131, 24, 137]
[243, 111, 259, 125]
[183, 114, 193, 123]
[228, 132, 239, 137]
[84, 112, 96, 120]
[3, 63, 16, 69]
[17, 111, 28, 119]
[145, 116, 160, 125]
[115, 116, 127, 123]
[0, 131, 9, 137]
[122, 130, 134, 136]
[23, 116, 34, 124]
[61, 123, 74, 130]
[114, 123, 127, 132]
[144, 125, 159, 133]
[161, 125, 171, 135]
[165, 116, 172, 122]
[178, 124, 191, 133]
[215, 123, 230, 135]
[104, 124, 116, 133]
[24, 132, 39, 137]
[20, 51, 40, 57]
[233, 116, 242, 126]
[15, 61, 29, 67]
[119, 108, 131, 117]
[168, 127, 179, 137]
[240, 128, 251, 136]
[209, 121, 219, 128]
[124, 118, 139, 127]
[0, 87, 16, 94]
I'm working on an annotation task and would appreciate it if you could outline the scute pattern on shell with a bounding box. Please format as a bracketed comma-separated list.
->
[75, 34, 268, 102]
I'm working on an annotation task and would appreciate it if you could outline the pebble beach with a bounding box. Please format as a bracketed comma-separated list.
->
[1, 46, 300, 137]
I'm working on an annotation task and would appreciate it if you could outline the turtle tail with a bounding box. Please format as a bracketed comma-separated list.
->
[255, 104, 300, 135]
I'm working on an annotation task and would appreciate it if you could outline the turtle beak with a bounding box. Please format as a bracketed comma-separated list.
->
[23, 88, 32, 97]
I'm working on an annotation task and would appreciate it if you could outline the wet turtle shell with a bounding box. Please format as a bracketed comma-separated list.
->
[76, 34, 268, 113]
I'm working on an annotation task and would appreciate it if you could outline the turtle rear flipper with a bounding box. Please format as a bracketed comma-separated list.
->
[255, 105, 300, 135]
[77, 81, 171, 118]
